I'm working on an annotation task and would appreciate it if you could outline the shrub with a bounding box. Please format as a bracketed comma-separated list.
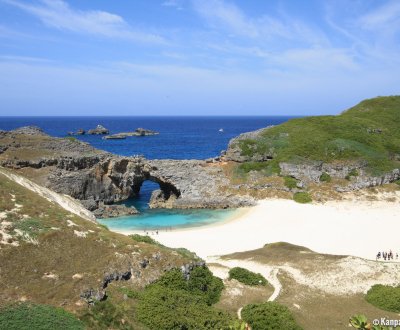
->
[366, 284, 400, 312]
[0, 302, 84, 330]
[228, 267, 267, 286]
[129, 234, 159, 245]
[284, 176, 298, 189]
[137, 285, 232, 330]
[394, 179, 400, 186]
[241, 302, 302, 330]
[80, 300, 131, 330]
[319, 172, 331, 182]
[349, 169, 359, 177]
[293, 192, 312, 203]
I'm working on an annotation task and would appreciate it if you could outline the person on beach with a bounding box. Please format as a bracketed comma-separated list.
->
[376, 252, 381, 260]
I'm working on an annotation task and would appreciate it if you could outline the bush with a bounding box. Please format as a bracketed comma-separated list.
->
[293, 192, 312, 204]
[0, 303, 84, 330]
[346, 169, 359, 180]
[319, 172, 331, 182]
[394, 179, 400, 186]
[228, 267, 267, 286]
[242, 302, 302, 330]
[129, 234, 159, 245]
[366, 284, 400, 312]
[284, 176, 298, 189]
[135, 266, 231, 329]
[80, 300, 132, 330]
[137, 286, 232, 330]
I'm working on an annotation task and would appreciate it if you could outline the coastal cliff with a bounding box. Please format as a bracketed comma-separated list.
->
[0, 127, 254, 217]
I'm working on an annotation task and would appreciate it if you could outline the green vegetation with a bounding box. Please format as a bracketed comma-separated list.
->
[238, 161, 280, 175]
[129, 233, 160, 245]
[366, 284, 400, 312]
[395, 179, 400, 186]
[64, 136, 78, 142]
[136, 267, 231, 329]
[80, 299, 133, 330]
[349, 314, 390, 330]
[319, 172, 332, 182]
[284, 176, 298, 189]
[293, 192, 312, 203]
[0, 303, 84, 330]
[237, 96, 400, 176]
[241, 302, 302, 330]
[228, 267, 267, 286]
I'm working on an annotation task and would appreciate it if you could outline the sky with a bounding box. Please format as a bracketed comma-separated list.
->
[0, 0, 399, 116]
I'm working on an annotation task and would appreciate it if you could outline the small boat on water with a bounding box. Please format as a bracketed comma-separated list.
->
[219, 128, 224, 132]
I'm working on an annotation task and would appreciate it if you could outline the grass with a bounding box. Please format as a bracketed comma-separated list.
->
[235, 96, 400, 176]
[365, 284, 400, 312]
[228, 267, 268, 286]
[293, 192, 312, 203]
[0, 170, 196, 329]
[0, 302, 84, 330]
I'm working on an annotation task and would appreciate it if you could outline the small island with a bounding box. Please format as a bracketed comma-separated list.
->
[103, 128, 159, 140]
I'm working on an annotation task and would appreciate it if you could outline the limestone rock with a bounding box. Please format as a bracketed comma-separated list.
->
[88, 125, 109, 135]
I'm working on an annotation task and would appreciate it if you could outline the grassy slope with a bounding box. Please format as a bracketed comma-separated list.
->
[0, 171, 195, 328]
[236, 96, 400, 175]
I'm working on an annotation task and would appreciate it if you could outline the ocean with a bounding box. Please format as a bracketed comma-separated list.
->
[0, 116, 295, 230]
[0, 116, 293, 159]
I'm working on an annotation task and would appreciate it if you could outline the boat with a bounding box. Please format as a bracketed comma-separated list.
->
[219, 128, 224, 132]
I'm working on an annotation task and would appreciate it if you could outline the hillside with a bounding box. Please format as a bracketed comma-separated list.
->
[226, 96, 400, 179]
[0, 168, 230, 329]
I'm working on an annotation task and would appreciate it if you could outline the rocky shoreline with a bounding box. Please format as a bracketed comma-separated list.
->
[1, 125, 399, 219]
[0, 126, 254, 218]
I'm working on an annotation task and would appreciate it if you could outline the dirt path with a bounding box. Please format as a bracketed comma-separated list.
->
[207, 257, 282, 320]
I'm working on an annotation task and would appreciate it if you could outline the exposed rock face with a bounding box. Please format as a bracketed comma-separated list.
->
[11, 126, 46, 136]
[88, 125, 109, 135]
[68, 129, 85, 136]
[93, 204, 139, 218]
[0, 127, 254, 216]
[103, 128, 159, 139]
[223, 126, 274, 162]
[134, 128, 159, 136]
[279, 161, 400, 191]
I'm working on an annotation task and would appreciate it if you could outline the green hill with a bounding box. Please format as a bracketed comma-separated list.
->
[233, 96, 400, 176]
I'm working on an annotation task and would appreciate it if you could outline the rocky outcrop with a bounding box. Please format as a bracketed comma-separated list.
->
[103, 128, 159, 140]
[223, 126, 274, 162]
[68, 129, 85, 136]
[93, 204, 139, 218]
[88, 125, 109, 135]
[134, 128, 159, 136]
[279, 161, 400, 191]
[12, 126, 47, 135]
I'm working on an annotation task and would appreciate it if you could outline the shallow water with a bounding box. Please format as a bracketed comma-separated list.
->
[98, 181, 238, 231]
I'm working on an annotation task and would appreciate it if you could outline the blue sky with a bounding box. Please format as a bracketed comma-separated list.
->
[0, 0, 399, 116]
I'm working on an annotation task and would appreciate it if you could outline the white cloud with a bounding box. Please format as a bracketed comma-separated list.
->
[162, 0, 184, 10]
[358, 1, 400, 29]
[192, 0, 327, 45]
[2, 0, 165, 44]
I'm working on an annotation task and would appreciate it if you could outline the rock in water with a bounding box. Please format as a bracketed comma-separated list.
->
[88, 125, 109, 135]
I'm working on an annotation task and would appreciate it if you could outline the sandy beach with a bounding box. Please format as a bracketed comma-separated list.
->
[115, 198, 400, 260]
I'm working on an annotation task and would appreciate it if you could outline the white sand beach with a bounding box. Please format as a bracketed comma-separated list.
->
[115, 198, 400, 260]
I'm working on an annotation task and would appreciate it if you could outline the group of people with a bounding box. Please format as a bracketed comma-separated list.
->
[376, 250, 398, 261]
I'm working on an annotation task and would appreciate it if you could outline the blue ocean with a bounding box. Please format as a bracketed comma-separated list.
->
[0, 116, 294, 230]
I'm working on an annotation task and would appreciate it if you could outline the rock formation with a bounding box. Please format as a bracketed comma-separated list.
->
[0, 127, 254, 217]
[88, 125, 109, 135]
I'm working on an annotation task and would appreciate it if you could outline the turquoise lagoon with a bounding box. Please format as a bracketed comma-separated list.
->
[98, 181, 238, 231]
